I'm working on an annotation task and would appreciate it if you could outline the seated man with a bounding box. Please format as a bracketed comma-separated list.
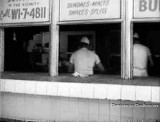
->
[133, 33, 153, 77]
[68, 36, 105, 77]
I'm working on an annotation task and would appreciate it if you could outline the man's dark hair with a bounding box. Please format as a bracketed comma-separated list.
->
[133, 38, 141, 44]
[80, 42, 89, 48]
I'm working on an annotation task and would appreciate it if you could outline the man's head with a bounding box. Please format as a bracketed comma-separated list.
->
[80, 36, 90, 48]
[133, 33, 140, 44]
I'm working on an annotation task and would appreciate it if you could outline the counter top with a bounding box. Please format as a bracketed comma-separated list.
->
[1, 72, 160, 86]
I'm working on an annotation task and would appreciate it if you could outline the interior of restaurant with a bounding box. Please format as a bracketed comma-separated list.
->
[59, 23, 121, 75]
[134, 22, 160, 77]
[4, 23, 121, 75]
[4, 22, 160, 77]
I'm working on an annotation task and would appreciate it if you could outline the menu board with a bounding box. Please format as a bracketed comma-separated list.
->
[0, 0, 50, 24]
[59, 0, 121, 21]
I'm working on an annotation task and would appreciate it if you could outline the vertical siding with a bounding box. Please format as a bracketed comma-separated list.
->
[1, 79, 160, 103]
[132, 101, 146, 121]
[0, 92, 1, 117]
[98, 99, 110, 121]
[1, 92, 160, 122]
[120, 100, 134, 121]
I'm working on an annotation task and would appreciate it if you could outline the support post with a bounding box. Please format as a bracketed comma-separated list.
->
[121, 0, 133, 79]
[0, 28, 4, 75]
[49, 0, 60, 76]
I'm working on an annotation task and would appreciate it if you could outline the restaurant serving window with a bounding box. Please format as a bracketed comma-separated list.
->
[59, 23, 121, 75]
[4, 26, 50, 73]
[133, 23, 160, 77]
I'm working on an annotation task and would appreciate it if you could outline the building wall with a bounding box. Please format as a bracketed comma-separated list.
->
[0, 92, 1, 117]
[1, 92, 160, 122]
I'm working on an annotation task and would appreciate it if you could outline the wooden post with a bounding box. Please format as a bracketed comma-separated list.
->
[0, 28, 4, 74]
[49, 0, 59, 76]
[121, 0, 133, 79]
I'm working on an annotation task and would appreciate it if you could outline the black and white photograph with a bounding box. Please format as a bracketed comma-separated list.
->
[0, 0, 160, 121]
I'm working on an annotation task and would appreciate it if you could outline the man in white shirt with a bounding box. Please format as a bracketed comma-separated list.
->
[69, 36, 105, 77]
[133, 33, 153, 77]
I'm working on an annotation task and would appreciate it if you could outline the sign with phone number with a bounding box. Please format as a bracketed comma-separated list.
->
[0, 0, 50, 24]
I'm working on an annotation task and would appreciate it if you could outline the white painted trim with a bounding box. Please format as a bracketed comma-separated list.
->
[0, 79, 159, 103]
[0, 28, 4, 73]
[121, 0, 133, 79]
[49, 0, 59, 76]
[57, 19, 123, 25]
